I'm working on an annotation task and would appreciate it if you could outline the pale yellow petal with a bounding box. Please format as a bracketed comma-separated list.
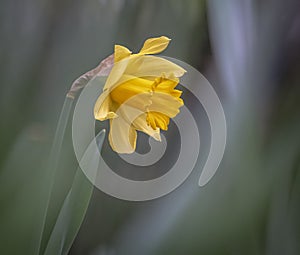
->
[114, 45, 132, 62]
[113, 104, 161, 141]
[103, 57, 129, 91]
[110, 77, 153, 105]
[125, 55, 186, 78]
[94, 90, 118, 121]
[132, 113, 161, 141]
[104, 55, 185, 91]
[124, 93, 153, 112]
[109, 118, 137, 154]
[149, 92, 183, 118]
[139, 36, 171, 55]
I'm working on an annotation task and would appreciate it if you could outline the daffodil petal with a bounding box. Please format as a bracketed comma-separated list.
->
[103, 55, 186, 91]
[153, 75, 178, 90]
[125, 55, 186, 78]
[132, 113, 161, 141]
[109, 118, 137, 154]
[121, 94, 153, 113]
[94, 90, 117, 121]
[114, 45, 132, 62]
[114, 103, 161, 141]
[103, 57, 130, 91]
[139, 36, 171, 55]
[149, 92, 183, 118]
[110, 77, 153, 105]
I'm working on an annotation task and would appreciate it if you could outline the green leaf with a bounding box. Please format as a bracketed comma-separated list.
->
[44, 130, 106, 255]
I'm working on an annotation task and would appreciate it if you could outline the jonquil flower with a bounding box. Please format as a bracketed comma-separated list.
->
[94, 36, 186, 153]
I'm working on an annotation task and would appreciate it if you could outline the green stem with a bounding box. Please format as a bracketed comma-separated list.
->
[37, 96, 74, 255]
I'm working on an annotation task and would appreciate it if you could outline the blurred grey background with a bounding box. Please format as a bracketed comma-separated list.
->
[0, 0, 300, 254]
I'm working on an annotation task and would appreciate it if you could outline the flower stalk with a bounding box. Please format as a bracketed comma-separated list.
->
[38, 54, 113, 255]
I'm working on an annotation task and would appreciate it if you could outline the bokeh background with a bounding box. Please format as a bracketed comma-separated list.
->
[1, 0, 300, 254]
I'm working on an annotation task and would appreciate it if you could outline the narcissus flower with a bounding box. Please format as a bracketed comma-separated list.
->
[94, 36, 186, 153]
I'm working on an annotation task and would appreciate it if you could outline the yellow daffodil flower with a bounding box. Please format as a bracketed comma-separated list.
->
[94, 36, 186, 153]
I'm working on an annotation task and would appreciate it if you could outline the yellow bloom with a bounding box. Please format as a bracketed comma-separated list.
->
[94, 36, 186, 153]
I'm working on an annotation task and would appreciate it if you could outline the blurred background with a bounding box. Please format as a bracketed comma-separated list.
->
[1, 0, 300, 254]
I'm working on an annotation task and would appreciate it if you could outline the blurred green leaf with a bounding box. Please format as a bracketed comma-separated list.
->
[44, 130, 106, 255]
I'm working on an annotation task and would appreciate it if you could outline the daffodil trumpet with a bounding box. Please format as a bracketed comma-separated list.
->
[94, 36, 186, 154]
